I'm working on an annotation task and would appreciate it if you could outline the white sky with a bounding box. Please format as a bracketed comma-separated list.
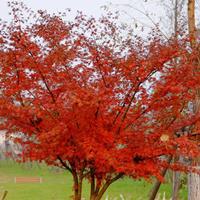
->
[0, 0, 163, 22]
[0, 0, 130, 19]
[0, 0, 175, 37]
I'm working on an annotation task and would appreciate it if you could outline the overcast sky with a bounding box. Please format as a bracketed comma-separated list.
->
[0, 0, 130, 19]
[0, 0, 163, 22]
[0, 0, 170, 37]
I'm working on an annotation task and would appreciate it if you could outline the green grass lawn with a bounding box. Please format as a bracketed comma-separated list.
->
[0, 160, 187, 200]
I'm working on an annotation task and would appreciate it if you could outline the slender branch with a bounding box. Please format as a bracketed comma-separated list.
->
[112, 84, 135, 124]
[95, 55, 108, 88]
[109, 173, 124, 185]
[57, 156, 73, 173]
[95, 102, 100, 119]
[122, 69, 157, 122]
[38, 69, 56, 103]
[114, 3, 169, 40]
[29, 51, 56, 103]
[26, 89, 58, 122]
[174, 0, 178, 38]
[122, 81, 142, 122]
[95, 173, 124, 200]
[20, 41, 56, 103]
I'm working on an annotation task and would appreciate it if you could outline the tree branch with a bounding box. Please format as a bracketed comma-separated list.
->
[57, 156, 73, 173]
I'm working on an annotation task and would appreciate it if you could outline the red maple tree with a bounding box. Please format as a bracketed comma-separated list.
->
[0, 2, 200, 200]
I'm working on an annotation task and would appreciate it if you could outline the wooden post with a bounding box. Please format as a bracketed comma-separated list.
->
[1, 191, 8, 200]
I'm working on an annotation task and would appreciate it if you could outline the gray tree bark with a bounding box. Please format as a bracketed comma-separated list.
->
[188, 167, 200, 200]
[187, 1, 200, 200]
[172, 171, 181, 200]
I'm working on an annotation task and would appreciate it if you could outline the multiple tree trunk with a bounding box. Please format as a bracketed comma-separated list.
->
[71, 173, 123, 200]
[58, 157, 124, 200]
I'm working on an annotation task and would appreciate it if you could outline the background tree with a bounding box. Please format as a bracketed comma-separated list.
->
[187, 1, 200, 199]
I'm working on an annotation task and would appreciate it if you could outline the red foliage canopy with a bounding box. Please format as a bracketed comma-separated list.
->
[0, 2, 200, 200]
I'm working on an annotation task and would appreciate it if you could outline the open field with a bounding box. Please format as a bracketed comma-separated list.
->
[0, 160, 187, 200]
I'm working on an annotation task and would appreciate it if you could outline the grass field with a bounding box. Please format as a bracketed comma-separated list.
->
[0, 160, 187, 200]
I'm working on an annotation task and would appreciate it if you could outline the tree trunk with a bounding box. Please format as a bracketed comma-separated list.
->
[188, 167, 200, 200]
[172, 156, 182, 200]
[187, 1, 200, 200]
[89, 173, 123, 200]
[72, 172, 82, 200]
[188, 0, 196, 48]
[90, 171, 96, 200]
[172, 171, 181, 200]
[148, 156, 172, 200]
[77, 179, 83, 200]
[95, 182, 110, 200]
